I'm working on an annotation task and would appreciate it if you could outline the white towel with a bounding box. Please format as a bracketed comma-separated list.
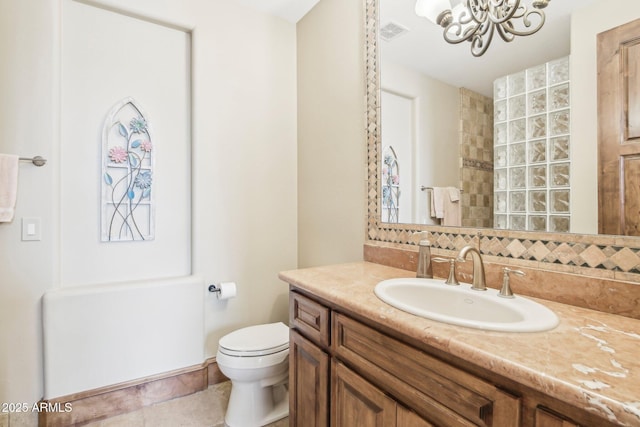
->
[447, 186, 460, 202]
[0, 154, 19, 222]
[442, 195, 461, 226]
[431, 187, 446, 219]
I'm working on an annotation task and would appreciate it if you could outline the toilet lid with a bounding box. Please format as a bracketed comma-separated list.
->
[218, 322, 289, 357]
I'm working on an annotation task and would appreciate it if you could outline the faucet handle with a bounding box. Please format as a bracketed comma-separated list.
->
[504, 267, 525, 277]
[432, 258, 460, 286]
[499, 267, 525, 298]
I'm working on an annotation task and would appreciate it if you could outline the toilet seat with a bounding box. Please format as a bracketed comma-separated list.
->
[218, 322, 289, 357]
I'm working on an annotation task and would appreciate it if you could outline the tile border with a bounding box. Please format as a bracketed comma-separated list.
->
[38, 359, 226, 427]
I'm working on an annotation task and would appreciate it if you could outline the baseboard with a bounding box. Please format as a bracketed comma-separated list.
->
[38, 358, 227, 427]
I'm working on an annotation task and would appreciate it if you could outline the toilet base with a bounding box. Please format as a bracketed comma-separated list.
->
[224, 382, 289, 427]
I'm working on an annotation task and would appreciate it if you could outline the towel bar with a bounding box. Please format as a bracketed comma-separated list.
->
[19, 156, 47, 167]
[421, 186, 463, 193]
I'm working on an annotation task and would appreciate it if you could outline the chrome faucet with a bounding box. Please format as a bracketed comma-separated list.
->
[456, 245, 486, 291]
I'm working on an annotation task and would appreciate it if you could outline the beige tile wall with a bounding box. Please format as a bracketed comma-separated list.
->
[459, 88, 494, 228]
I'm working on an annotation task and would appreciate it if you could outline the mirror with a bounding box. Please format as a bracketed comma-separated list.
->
[375, 0, 631, 235]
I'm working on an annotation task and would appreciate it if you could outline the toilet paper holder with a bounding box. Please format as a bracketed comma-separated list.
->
[208, 282, 237, 300]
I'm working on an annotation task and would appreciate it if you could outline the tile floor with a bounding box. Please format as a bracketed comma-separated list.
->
[83, 381, 289, 427]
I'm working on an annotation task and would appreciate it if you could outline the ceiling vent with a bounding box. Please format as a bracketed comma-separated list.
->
[380, 21, 409, 42]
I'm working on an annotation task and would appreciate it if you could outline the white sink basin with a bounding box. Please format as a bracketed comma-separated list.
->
[374, 278, 559, 332]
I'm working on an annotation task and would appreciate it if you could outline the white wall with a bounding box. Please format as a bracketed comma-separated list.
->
[60, 0, 192, 285]
[0, 0, 57, 409]
[381, 61, 460, 225]
[0, 0, 297, 406]
[381, 90, 413, 223]
[296, 0, 366, 267]
[570, 0, 640, 234]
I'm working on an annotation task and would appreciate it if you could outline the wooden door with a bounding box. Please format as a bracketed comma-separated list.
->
[289, 330, 329, 427]
[331, 361, 397, 427]
[598, 18, 640, 235]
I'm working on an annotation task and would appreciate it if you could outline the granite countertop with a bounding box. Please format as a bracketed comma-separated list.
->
[279, 261, 640, 426]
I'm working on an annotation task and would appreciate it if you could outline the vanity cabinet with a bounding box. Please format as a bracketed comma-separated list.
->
[289, 288, 613, 427]
[290, 290, 519, 427]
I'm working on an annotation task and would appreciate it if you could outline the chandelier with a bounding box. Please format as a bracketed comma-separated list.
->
[415, 0, 551, 57]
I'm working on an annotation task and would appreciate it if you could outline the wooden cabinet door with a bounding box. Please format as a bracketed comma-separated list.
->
[397, 406, 435, 427]
[598, 18, 640, 235]
[289, 330, 329, 427]
[534, 407, 579, 427]
[331, 360, 397, 427]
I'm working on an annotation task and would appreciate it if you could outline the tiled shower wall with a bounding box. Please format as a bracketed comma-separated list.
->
[493, 56, 571, 232]
[459, 88, 494, 229]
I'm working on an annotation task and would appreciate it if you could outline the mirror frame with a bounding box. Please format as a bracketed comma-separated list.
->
[365, 0, 640, 281]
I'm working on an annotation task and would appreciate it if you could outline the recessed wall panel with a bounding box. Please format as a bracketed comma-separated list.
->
[60, 0, 191, 286]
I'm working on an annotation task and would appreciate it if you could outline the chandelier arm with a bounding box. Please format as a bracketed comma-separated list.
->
[443, 7, 482, 44]
[496, 7, 523, 24]
[496, 21, 516, 43]
[467, 0, 499, 26]
[465, 0, 484, 22]
[502, 9, 546, 36]
[470, 22, 495, 57]
[443, 23, 480, 44]
[457, 6, 479, 26]
[484, 0, 521, 25]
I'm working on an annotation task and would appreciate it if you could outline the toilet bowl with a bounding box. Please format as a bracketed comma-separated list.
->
[216, 322, 290, 427]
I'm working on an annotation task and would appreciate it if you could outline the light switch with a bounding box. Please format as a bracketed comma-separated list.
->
[22, 217, 41, 241]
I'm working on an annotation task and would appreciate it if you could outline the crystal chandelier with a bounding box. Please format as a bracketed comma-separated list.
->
[415, 0, 551, 57]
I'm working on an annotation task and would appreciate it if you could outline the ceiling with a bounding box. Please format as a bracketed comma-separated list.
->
[233, 0, 599, 97]
[234, 0, 321, 23]
[380, 0, 598, 97]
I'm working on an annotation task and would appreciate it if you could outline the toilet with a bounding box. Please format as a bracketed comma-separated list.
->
[216, 322, 290, 427]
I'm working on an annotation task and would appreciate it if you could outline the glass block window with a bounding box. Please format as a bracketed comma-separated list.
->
[493, 56, 571, 231]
